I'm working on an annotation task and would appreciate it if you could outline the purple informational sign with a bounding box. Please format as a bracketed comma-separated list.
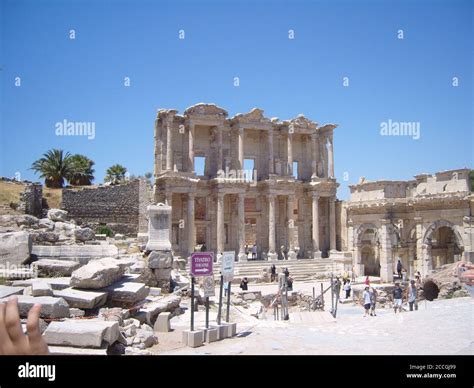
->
[191, 252, 214, 277]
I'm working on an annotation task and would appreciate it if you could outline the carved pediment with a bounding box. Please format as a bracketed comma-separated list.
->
[184, 103, 228, 118]
[290, 114, 317, 129]
[232, 108, 270, 124]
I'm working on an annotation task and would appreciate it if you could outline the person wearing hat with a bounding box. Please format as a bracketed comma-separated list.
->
[362, 286, 371, 317]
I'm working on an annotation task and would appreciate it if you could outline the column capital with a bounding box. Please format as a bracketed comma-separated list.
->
[379, 218, 392, 225]
[414, 216, 423, 223]
[311, 192, 320, 199]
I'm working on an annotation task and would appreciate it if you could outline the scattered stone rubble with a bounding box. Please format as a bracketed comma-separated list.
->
[0, 212, 186, 355]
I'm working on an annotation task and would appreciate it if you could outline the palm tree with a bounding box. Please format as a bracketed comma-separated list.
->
[67, 154, 95, 186]
[105, 164, 127, 184]
[31, 149, 72, 188]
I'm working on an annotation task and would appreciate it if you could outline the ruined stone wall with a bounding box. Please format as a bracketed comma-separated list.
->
[62, 179, 151, 235]
[18, 183, 43, 217]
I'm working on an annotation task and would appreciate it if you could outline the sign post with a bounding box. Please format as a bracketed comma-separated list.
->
[201, 275, 215, 329]
[190, 252, 214, 331]
[190, 276, 195, 331]
[222, 251, 235, 322]
[217, 273, 224, 325]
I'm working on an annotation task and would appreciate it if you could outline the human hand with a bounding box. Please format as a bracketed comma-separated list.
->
[0, 296, 49, 355]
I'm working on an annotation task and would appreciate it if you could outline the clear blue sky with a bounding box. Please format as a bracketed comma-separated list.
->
[1, 0, 472, 199]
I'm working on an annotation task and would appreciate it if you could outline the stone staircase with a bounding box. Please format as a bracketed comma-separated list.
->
[289, 310, 336, 324]
[186, 259, 338, 283]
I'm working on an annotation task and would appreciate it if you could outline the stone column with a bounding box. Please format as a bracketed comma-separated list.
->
[287, 132, 293, 176]
[408, 242, 416, 278]
[319, 138, 327, 178]
[328, 134, 335, 178]
[311, 133, 318, 179]
[237, 194, 246, 261]
[217, 193, 225, 255]
[268, 128, 274, 175]
[187, 193, 195, 255]
[188, 122, 195, 172]
[354, 243, 364, 277]
[329, 195, 337, 252]
[217, 126, 223, 171]
[287, 195, 296, 259]
[414, 217, 423, 274]
[268, 194, 277, 260]
[312, 193, 321, 258]
[379, 219, 394, 282]
[166, 119, 173, 171]
[238, 127, 244, 170]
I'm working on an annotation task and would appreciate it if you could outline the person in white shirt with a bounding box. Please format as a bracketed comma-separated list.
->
[362, 286, 371, 317]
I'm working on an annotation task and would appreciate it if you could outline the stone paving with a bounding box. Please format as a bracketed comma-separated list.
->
[151, 292, 473, 355]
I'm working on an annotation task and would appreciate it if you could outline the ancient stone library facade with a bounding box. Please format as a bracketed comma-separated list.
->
[152, 103, 473, 281]
[153, 103, 339, 262]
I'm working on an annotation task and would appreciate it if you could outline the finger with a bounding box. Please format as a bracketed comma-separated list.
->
[26, 304, 43, 346]
[5, 296, 26, 344]
[0, 302, 13, 354]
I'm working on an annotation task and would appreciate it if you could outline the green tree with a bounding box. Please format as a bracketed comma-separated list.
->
[470, 170, 474, 191]
[68, 154, 95, 186]
[105, 164, 127, 184]
[31, 149, 72, 188]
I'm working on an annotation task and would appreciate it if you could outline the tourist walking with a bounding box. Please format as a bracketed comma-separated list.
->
[362, 286, 371, 317]
[408, 280, 418, 311]
[343, 280, 351, 299]
[396, 259, 403, 279]
[393, 282, 403, 313]
[369, 286, 378, 316]
[365, 276, 370, 286]
[284, 267, 290, 278]
[251, 244, 257, 259]
[270, 264, 276, 282]
[415, 271, 422, 289]
[240, 277, 249, 291]
[342, 271, 349, 284]
[287, 276, 293, 291]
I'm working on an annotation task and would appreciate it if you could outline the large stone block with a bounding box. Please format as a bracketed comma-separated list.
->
[31, 245, 119, 265]
[0, 285, 25, 299]
[33, 259, 81, 277]
[0, 231, 32, 266]
[153, 312, 171, 332]
[47, 209, 68, 222]
[74, 227, 96, 242]
[54, 287, 108, 309]
[146, 204, 172, 251]
[103, 280, 149, 306]
[43, 320, 119, 348]
[10, 277, 71, 290]
[0, 296, 70, 319]
[31, 281, 53, 297]
[148, 251, 173, 269]
[136, 295, 181, 324]
[70, 258, 124, 289]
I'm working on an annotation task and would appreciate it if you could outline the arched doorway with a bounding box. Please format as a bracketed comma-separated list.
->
[423, 221, 464, 271]
[429, 226, 462, 268]
[358, 226, 380, 276]
[361, 245, 380, 276]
